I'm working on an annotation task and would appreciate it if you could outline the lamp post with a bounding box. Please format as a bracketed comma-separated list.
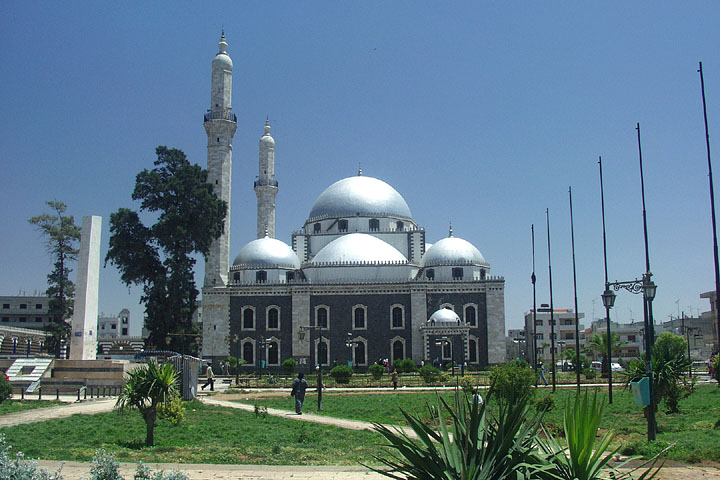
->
[258, 337, 271, 376]
[298, 324, 323, 411]
[435, 337, 455, 376]
[602, 273, 657, 441]
[225, 333, 240, 386]
[345, 333, 360, 370]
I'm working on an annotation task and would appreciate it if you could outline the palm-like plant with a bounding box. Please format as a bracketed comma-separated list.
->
[116, 360, 179, 446]
[587, 333, 625, 375]
[540, 391, 662, 480]
[369, 389, 551, 479]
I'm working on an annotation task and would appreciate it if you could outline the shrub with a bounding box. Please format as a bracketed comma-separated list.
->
[0, 434, 62, 480]
[535, 395, 555, 412]
[459, 375, 476, 394]
[89, 449, 122, 480]
[489, 361, 536, 403]
[282, 358, 298, 375]
[419, 365, 442, 384]
[157, 396, 185, 426]
[584, 368, 597, 380]
[0, 375, 12, 404]
[135, 461, 189, 480]
[393, 358, 417, 373]
[330, 365, 353, 384]
[711, 353, 720, 387]
[369, 364, 384, 380]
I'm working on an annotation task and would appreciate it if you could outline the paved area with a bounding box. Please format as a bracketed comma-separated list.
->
[1, 393, 718, 479]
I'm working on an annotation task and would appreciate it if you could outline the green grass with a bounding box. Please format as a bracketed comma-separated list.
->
[0, 400, 386, 465]
[238, 385, 720, 464]
[0, 400, 64, 415]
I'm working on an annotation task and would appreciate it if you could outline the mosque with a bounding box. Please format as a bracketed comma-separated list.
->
[200, 34, 506, 371]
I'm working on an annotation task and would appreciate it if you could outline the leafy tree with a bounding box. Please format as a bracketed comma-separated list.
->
[587, 332, 625, 376]
[489, 361, 537, 403]
[28, 200, 81, 357]
[105, 147, 226, 354]
[625, 332, 691, 414]
[116, 360, 180, 446]
[563, 348, 589, 372]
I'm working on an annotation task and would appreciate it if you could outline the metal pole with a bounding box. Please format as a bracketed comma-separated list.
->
[637, 122, 657, 441]
[683, 312, 693, 382]
[532, 224, 538, 376]
[317, 325, 323, 412]
[569, 186, 581, 392]
[599, 156, 613, 403]
[699, 62, 720, 351]
[546, 208, 556, 392]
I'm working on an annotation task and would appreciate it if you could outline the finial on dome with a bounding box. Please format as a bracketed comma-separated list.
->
[264, 117, 271, 135]
[218, 31, 228, 54]
[449, 222, 453, 238]
[358, 163, 363, 176]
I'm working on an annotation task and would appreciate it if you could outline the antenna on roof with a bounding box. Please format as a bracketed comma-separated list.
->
[358, 163, 362, 176]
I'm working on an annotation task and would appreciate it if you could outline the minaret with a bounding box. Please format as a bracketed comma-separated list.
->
[255, 119, 278, 238]
[204, 32, 237, 287]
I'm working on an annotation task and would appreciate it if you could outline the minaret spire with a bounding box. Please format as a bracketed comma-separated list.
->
[255, 119, 278, 239]
[449, 222, 453, 238]
[204, 34, 237, 288]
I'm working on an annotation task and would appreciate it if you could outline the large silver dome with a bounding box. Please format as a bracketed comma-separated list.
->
[233, 237, 300, 269]
[422, 237, 487, 267]
[428, 308, 461, 323]
[311, 233, 408, 264]
[308, 176, 413, 221]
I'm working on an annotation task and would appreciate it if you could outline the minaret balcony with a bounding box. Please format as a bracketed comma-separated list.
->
[254, 179, 279, 188]
[204, 109, 237, 123]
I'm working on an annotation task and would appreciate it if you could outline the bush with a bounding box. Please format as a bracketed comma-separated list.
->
[0, 434, 62, 480]
[282, 358, 298, 375]
[369, 364, 384, 380]
[535, 395, 555, 412]
[459, 375, 476, 394]
[329, 365, 353, 384]
[135, 461, 190, 480]
[158, 396, 185, 425]
[0, 375, 12, 404]
[489, 362, 536, 403]
[394, 358, 417, 373]
[419, 365, 442, 384]
[89, 449, 122, 480]
[584, 368, 597, 380]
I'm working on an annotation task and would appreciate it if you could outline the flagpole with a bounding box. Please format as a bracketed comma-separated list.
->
[569, 186, 581, 392]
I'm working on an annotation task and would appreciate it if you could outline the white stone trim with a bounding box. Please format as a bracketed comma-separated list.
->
[352, 304, 367, 330]
[390, 335, 406, 364]
[266, 336, 281, 366]
[314, 305, 330, 330]
[351, 335, 368, 366]
[390, 304, 405, 330]
[463, 303, 478, 327]
[266, 305, 281, 331]
[315, 335, 331, 366]
[241, 337, 256, 366]
[241, 306, 256, 331]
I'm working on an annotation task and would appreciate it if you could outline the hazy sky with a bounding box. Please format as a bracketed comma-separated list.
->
[2, 2, 720, 337]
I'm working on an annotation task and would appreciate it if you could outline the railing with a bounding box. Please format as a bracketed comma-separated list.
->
[204, 109, 237, 123]
[254, 179, 279, 188]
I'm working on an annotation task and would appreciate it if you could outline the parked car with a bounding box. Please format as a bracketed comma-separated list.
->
[611, 363, 624, 371]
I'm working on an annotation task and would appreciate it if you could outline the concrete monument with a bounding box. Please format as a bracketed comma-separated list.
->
[70, 215, 101, 360]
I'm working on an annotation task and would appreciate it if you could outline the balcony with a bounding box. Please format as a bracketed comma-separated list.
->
[204, 109, 237, 123]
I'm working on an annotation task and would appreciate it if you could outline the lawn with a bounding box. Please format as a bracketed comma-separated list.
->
[235, 384, 720, 463]
[0, 399, 386, 465]
[0, 399, 64, 415]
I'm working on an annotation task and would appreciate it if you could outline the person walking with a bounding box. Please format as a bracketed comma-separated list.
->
[201, 364, 215, 391]
[538, 361, 548, 386]
[290, 371, 309, 414]
[391, 368, 398, 390]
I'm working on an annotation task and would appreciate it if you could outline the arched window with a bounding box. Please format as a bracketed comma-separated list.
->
[268, 341, 279, 365]
[267, 307, 280, 330]
[286, 271, 295, 282]
[426, 269, 435, 280]
[469, 338, 478, 364]
[256, 270, 267, 283]
[369, 218, 379, 231]
[354, 341, 367, 365]
[233, 272, 240, 282]
[314, 222, 321, 233]
[242, 308, 255, 330]
[465, 305, 477, 327]
[392, 339, 404, 363]
[242, 342, 254, 364]
[391, 306, 404, 329]
[317, 339, 329, 366]
[338, 219, 348, 232]
[396, 221, 404, 231]
[315, 306, 329, 329]
[353, 306, 366, 329]
[452, 267, 464, 280]
[442, 342, 451, 360]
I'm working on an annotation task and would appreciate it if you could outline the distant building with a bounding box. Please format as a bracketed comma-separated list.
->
[589, 319, 644, 363]
[97, 309, 143, 359]
[524, 305, 585, 366]
[98, 309, 130, 338]
[656, 313, 715, 361]
[700, 291, 719, 352]
[506, 328, 527, 361]
[0, 295, 54, 330]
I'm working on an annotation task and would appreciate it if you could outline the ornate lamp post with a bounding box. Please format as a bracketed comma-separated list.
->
[258, 337, 271, 376]
[345, 333, 360, 370]
[603, 272, 657, 441]
[298, 324, 323, 411]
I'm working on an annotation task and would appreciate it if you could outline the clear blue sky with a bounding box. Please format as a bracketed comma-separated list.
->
[2, 2, 719, 337]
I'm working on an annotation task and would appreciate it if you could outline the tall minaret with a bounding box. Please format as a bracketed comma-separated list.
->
[204, 32, 237, 287]
[255, 119, 278, 238]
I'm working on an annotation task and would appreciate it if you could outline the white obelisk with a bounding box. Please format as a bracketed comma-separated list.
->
[70, 216, 101, 360]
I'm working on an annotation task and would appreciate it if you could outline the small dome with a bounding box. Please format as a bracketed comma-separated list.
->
[260, 122, 275, 146]
[422, 237, 487, 267]
[233, 237, 300, 269]
[311, 233, 407, 264]
[213, 52, 233, 70]
[308, 176, 413, 221]
[429, 308, 461, 323]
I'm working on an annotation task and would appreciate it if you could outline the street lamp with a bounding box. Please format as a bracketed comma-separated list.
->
[603, 272, 658, 441]
[435, 337, 455, 376]
[345, 333, 360, 370]
[258, 337, 272, 376]
[225, 334, 240, 386]
[298, 324, 324, 411]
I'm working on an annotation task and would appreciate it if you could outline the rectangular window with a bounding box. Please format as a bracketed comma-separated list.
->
[2, 304, 9, 309]
[627, 335, 636, 342]
[36, 304, 42, 309]
[35, 317, 42, 322]
[1, 317, 8, 322]
[535, 320, 543, 326]
[122, 328, 128, 335]
[19, 317, 26, 322]
[111, 324, 117, 329]
[20, 304, 27, 309]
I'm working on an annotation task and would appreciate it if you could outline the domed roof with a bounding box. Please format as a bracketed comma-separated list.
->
[428, 308, 461, 324]
[308, 175, 413, 221]
[260, 122, 274, 145]
[311, 233, 408, 264]
[212, 34, 233, 69]
[233, 236, 300, 269]
[422, 236, 487, 267]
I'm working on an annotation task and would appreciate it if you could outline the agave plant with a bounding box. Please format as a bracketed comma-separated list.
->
[369, 388, 552, 480]
[539, 391, 662, 480]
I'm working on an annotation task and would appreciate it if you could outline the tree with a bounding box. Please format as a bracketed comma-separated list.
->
[105, 147, 226, 354]
[28, 200, 81, 357]
[587, 332, 625, 376]
[563, 348, 589, 372]
[116, 360, 180, 446]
